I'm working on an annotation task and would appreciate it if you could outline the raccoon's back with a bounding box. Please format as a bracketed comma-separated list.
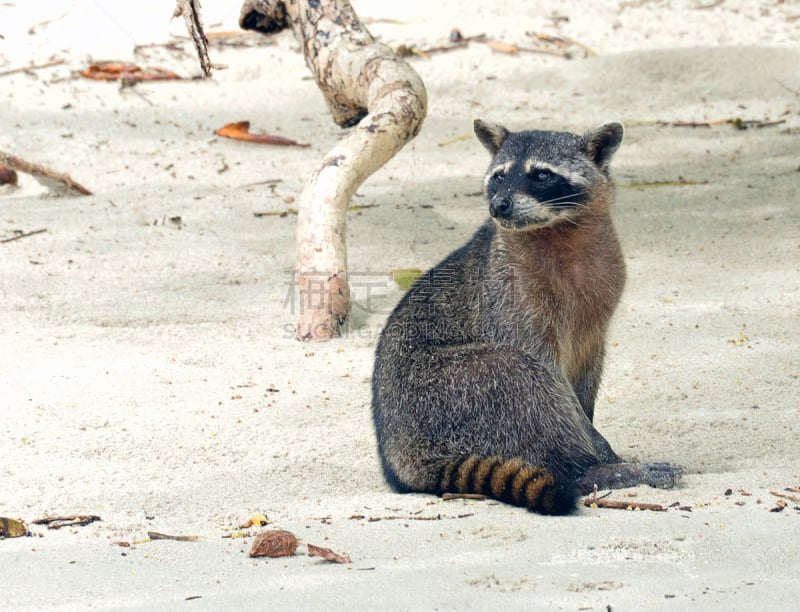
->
[378, 222, 495, 353]
[372, 225, 489, 445]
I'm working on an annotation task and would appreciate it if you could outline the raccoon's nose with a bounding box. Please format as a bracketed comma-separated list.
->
[490, 196, 513, 219]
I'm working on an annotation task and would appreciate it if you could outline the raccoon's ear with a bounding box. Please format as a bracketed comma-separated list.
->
[474, 119, 509, 154]
[583, 122, 624, 170]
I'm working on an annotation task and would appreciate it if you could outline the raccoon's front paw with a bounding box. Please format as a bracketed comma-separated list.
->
[636, 462, 684, 489]
[640, 463, 683, 489]
[575, 462, 683, 495]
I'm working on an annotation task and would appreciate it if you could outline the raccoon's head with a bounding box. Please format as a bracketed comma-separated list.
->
[474, 119, 623, 230]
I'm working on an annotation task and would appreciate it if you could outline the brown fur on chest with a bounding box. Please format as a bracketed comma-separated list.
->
[493, 215, 625, 380]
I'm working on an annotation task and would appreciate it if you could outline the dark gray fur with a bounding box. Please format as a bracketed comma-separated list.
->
[371, 120, 681, 514]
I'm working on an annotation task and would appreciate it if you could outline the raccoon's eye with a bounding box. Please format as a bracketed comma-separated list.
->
[531, 169, 553, 182]
[491, 170, 505, 184]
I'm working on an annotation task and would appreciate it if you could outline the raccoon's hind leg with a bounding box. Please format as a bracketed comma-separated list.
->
[374, 343, 602, 514]
[437, 455, 576, 515]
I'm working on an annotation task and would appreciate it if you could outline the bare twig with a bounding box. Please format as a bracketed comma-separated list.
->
[441, 493, 488, 501]
[173, 0, 225, 76]
[670, 120, 717, 128]
[753, 120, 787, 129]
[395, 34, 487, 58]
[237, 178, 283, 189]
[583, 497, 667, 511]
[1, 229, 47, 244]
[147, 531, 199, 542]
[770, 490, 800, 504]
[526, 32, 597, 57]
[349, 513, 474, 522]
[515, 45, 569, 58]
[0, 59, 65, 78]
[665, 118, 786, 129]
[27, 11, 69, 35]
[0, 150, 92, 196]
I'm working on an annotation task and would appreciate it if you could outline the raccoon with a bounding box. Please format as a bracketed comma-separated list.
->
[371, 119, 682, 515]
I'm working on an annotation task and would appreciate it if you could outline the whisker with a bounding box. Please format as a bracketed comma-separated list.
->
[544, 191, 586, 202]
[540, 191, 588, 207]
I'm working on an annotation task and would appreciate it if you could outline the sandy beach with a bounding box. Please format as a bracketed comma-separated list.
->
[1, 1, 799, 609]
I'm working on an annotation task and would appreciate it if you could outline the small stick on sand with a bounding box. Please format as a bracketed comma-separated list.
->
[147, 531, 199, 542]
[441, 493, 488, 501]
[349, 513, 474, 522]
[0, 59, 65, 78]
[173, 0, 226, 76]
[770, 490, 800, 504]
[583, 497, 667, 511]
[1, 229, 47, 244]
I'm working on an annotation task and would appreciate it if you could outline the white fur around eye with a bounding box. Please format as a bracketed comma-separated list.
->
[485, 162, 511, 188]
[522, 160, 591, 187]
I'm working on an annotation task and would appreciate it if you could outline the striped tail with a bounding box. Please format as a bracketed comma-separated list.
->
[437, 455, 576, 516]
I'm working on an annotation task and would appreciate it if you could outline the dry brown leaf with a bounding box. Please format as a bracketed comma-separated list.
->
[249, 529, 298, 558]
[307, 543, 352, 564]
[80, 62, 180, 82]
[0, 517, 28, 538]
[215, 121, 310, 147]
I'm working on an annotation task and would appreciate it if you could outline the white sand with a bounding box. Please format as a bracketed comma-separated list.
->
[1, 1, 799, 609]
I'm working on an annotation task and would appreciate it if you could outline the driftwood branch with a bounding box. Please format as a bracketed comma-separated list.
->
[240, 0, 427, 341]
[0, 150, 92, 196]
[32, 515, 102, 529]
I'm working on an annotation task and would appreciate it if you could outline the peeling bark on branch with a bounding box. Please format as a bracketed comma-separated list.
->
[240, 0, 427, 341]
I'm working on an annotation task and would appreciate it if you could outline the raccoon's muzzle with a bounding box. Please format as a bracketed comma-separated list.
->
[489, 195, 514, 219]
